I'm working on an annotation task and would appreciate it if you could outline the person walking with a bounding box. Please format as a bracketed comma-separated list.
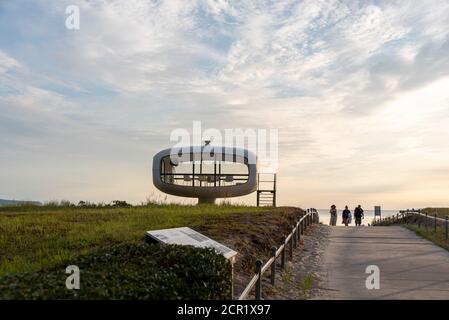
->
[342, 206, 351, 226]
[329, 204, 337, 226]
[354, 205, 364, 226]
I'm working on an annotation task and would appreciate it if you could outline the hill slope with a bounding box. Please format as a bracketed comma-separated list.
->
[0, 199, 42, 206]
[0, 204, 304, 298]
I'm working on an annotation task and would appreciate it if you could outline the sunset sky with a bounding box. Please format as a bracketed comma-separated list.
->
[1, 0, 449, 209]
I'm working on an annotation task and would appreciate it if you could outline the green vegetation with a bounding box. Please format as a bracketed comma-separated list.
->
[405, 224, 449, 252]
[280, 264, 294, 283]
[407, 208, 449, 253]
[421, 207, 449, 219]
[278, 266, 315, 298]
[375, 208, 449, 252]
[299, 273, 314, 295]
[0, 203, 304, 299]
[0, 204, 272, 277]
[0, 243, 231, 300]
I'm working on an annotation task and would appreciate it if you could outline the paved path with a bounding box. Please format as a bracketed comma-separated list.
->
[318, 226, 449, 299]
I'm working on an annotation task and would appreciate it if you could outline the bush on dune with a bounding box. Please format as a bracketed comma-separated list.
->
[0, 243, 232, 300]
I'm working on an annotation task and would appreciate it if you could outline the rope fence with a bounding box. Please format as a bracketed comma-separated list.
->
[237, 208, 319, 300]
[373, 209, 449, 241]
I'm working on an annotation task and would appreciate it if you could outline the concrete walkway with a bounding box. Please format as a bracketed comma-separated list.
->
[319, 226, 449, 299]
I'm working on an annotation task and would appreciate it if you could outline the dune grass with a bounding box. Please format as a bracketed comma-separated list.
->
[421, 208, 449, 219]
[0, 204, 272, 277]
[405, 224, 449, 252]
[380, 209, 449, 252]
[404, 209, 449, 252]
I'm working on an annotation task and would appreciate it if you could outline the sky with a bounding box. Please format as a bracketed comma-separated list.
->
[1, 0, 449, 209]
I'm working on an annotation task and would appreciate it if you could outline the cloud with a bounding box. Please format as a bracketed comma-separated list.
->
[0, 50, 21, 74]
[1, 0, 449, 207]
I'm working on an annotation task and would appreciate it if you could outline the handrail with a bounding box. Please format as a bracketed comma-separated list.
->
[413, 211, 447, 223]
[238, 274, 259, 300]
[374, 210, 448, 224]
[373, 209, 448, 244]
[237, 208, 319, 300]
[373, 210, 449, 230]
[275, 246, 284, 258]
[260, 257, 275, 274]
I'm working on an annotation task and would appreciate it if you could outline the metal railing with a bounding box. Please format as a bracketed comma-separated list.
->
[373, 210, 449, 241]
[237, 208, 319, 300]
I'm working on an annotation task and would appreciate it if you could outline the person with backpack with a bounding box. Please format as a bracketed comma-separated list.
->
[354, 205, 364, 226]
[329, 204, 337, 226]
[342, 206, 351, 226]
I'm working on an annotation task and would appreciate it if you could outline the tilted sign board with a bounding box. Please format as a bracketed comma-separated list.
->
[146, 227, 237, 263]
[374, 206, 382, 217]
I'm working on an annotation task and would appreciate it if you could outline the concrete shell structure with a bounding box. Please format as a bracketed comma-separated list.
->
[152, 146, 257, 204]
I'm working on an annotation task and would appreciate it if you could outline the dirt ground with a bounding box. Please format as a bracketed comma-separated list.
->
[195, 206, 308, 299]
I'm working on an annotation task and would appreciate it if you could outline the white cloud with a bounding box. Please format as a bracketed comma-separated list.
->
[1, 0, 449, 207]
[0, 50, 20, 74]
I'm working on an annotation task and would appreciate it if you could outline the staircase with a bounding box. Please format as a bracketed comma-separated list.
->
[256, 173, 277, 207]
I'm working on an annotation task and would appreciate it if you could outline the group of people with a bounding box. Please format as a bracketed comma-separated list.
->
[329, 205, 364, 227]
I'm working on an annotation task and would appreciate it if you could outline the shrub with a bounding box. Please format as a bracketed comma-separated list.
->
[111, 200, 132, 208]
[0, 243, 231, 300]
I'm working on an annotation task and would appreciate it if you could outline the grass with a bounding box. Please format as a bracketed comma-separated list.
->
[281, 264, 294, 283]
[300, 273, 314, 294]
[0, 203, 275, 277]
[407, 208, 449, 252]
[277, 265, 315, 299]
[421, 208, 449, 219]
[404, 224, 449, 252]
[376, 208, 449, 252]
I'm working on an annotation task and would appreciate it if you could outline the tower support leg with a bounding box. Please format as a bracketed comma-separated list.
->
[198, 197, 216, 204]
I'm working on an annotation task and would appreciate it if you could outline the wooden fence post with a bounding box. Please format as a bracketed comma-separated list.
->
[425, 213, 428, 230]
[281, 236, 286, 269]
[446, 216, 448, 241]
[270, 246, 276, 285]
[293, 225, 297, 248]
[255, 260, 262, 300]
[434, 213, 437, 233]
[289, 233, 293, 259]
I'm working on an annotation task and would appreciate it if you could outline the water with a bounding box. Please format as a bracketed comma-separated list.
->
[317, 208, 399, 226]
